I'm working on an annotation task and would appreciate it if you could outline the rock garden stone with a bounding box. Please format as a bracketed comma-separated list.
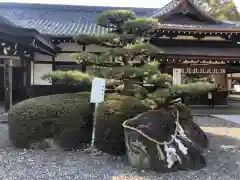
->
[122, 109, 206, 172]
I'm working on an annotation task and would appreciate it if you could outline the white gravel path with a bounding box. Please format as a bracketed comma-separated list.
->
[0, 116, 239, 180]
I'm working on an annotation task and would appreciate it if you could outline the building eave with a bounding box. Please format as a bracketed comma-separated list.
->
[154, 23, 240, 34]
[0, 22, 58, 55]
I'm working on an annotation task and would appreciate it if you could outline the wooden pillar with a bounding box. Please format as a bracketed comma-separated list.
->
[82, 44, 87, 72]
[20, 56, 27, 87]
[26, 60, 31, 87]
[52, 56, 56, 71]
[4, 59, 12, 111]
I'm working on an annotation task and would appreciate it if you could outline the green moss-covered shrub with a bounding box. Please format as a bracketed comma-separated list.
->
[95, 94, 150, 155]
[8, 92, 93, 149]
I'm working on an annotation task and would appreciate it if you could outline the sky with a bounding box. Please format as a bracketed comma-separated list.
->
[0, 0, 239, 10]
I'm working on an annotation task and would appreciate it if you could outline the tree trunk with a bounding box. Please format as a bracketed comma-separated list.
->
[82, 62, 87, 72]
[123, 79, 132, 89]
[122, 56, 129, 65]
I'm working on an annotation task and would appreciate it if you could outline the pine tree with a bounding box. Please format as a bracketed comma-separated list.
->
[73, 9, 215, 107]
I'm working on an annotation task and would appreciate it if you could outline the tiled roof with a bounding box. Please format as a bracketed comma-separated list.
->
[0, 2, 158, 37]
[0, 11, 58, 54]
[148, 0, 240, 31]
[1, 1, 239, 38]
[148, 0, 179, 18]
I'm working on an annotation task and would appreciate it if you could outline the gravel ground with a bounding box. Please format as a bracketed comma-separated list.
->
[0, 116, 239, 180]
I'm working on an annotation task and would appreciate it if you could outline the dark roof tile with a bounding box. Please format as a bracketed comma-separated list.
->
[148, 0, 179, 17]
[0, 2, 158, 37]
[1, 2, 239, 37]
[0, 14, 19, 27]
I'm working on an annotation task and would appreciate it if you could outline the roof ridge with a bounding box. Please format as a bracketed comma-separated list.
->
[150, 0, 223, 23]
[148, 0, 178, 17]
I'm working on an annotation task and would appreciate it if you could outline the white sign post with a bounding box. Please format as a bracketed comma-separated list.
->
[90, 77, 106, 148]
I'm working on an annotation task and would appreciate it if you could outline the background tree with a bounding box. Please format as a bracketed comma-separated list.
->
[72, 10, 163, 100]
[198, 0, 240, 21]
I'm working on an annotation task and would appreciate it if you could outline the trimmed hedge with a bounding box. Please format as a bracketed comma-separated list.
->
[8, 92, 149, 154]
[8, 92, 93, 149]
[26, 85, 91, 99]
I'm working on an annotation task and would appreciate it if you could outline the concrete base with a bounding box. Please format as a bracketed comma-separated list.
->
[189, 105, 228, 108]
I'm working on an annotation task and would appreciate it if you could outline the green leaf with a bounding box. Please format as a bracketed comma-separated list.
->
[125, 42, 163, 54]
[147, 73, 172, 87]
[170, 82, 216, 97]
[73, 34, 100, 44]
[122, 17, 158, 36]
[96, 9, 136, 29]
[42, 70, 92, 85]
[104, 66, 145, 80]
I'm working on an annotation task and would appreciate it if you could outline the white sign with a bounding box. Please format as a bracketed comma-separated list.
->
[90, 77, 106, 103]
[182, 68, 225, 74]
[173, 68, 182, 85]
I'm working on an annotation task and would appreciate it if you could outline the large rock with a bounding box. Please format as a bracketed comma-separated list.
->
[122, 109, 206, 172]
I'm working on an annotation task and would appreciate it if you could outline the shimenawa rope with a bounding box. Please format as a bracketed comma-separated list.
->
[122, 107, 188, 168]
[122, 109, 180, 145]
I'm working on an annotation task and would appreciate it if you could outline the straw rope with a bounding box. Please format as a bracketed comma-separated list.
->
[122, 109, 180, 146]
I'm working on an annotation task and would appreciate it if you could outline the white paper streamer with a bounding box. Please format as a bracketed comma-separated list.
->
[164, 143, 181, 168]
[174, 136, 188, 155]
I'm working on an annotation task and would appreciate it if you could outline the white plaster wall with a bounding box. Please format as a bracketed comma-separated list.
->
[34, 53, 52, 61]
[32, 63, 52, 85]
[34, 43, 110, 63]
[11, 59, 21, 66]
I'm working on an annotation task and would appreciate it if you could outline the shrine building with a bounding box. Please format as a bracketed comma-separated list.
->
[0, 0, 239, 110]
